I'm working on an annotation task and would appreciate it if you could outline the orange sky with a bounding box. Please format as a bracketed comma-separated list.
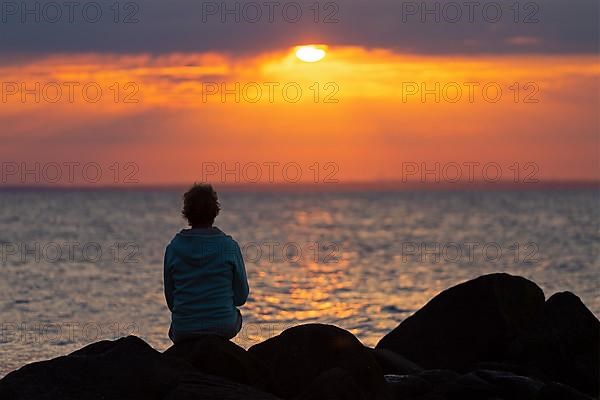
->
[1, 47, 598, 185]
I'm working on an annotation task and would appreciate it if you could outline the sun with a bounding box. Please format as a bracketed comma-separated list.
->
[295, 45, 328, 63]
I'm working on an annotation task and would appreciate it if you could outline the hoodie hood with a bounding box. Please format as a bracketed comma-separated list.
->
[168, 227, 235, 265]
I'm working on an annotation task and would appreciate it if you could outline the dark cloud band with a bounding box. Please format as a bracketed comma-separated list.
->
[0, 0, 597, 55]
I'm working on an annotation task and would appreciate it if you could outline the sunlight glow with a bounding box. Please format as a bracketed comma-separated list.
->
[295, 45, 327, 62]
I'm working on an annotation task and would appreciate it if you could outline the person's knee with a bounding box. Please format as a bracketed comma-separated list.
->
[224, 313, 243, 339]
[235, 310, 243, 334]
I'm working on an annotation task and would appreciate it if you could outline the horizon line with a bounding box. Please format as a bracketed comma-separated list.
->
[0, 180, 598, 192]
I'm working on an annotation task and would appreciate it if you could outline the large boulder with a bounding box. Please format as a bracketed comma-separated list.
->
[444, 370, 501, 400]
[536, 382, 595, 400]
[462, 370, 544, 400]
[509, 292, 600, 397]
[384, 374, 433, 398]
[370, 347, 423, 375]
[294, 367, 375, 400]
[248, 323, 387, 399]
[376, 273, 545, 371]
[0, 335, 283, 400]
[163, 372, 281, 400]
[162, 335, 275, 392]
[444, 370, 593, 400]
[385, 368, 595, 400]
[417, 369, 461, 387]
[0, 336, 180, 400]
[467, 361, 546, 381]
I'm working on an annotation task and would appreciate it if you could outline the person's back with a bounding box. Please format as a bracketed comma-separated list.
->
[164, 184, 249, 343]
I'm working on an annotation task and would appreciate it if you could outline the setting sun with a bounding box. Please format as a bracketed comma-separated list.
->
[295, 45, 327, 62]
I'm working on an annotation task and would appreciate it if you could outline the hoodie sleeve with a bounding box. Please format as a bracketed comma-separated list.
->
[231, 241, 249, 306]
[163, 245, 175, 312]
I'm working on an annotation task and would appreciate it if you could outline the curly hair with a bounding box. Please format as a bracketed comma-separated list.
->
[182, 183, 220, 227]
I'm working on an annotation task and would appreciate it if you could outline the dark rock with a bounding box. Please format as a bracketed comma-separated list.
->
[162, 334, 275, 392]
[295, 367, 373, 400]
[424, 369, 589, 400]
[416, 395, 449, 400]
[0, 336, 180, 400]
[417, 369, 461, 388]
[163, 372, 282, 400]
[370, 347, 423, 375]
[377, 273, 545, 371]
[468, 361, 547, 381]
[384, 374, 432, 398]
[386, 369, 548, 400]
[248, 323, 387, 399]
[406, 394, 448, 400]
[473, 369, 544, 399]
[0, 335, 283, 400]
[2, 275, 597, 400]
[445, 371, 499, 400]
[536, 382, 595, 400]
[509, 291, 600, 397]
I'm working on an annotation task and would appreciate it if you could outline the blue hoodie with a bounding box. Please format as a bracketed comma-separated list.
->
[163, 227, 249, 337]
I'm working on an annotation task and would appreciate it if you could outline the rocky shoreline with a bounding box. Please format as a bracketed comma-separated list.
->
[1, 273, 598, 400]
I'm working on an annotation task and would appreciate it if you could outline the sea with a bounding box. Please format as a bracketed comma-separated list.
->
[0, 189, 598, 376]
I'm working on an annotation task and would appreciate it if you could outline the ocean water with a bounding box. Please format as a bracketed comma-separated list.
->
[0, 189, 598, 376]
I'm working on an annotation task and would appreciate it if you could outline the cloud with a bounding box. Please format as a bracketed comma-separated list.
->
[0, 0, 597, 56]
[505, 36, 542, 46]
[1, 49, 598, 183]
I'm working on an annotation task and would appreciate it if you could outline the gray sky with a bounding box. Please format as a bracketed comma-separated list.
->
[0, 0, 597, 56]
